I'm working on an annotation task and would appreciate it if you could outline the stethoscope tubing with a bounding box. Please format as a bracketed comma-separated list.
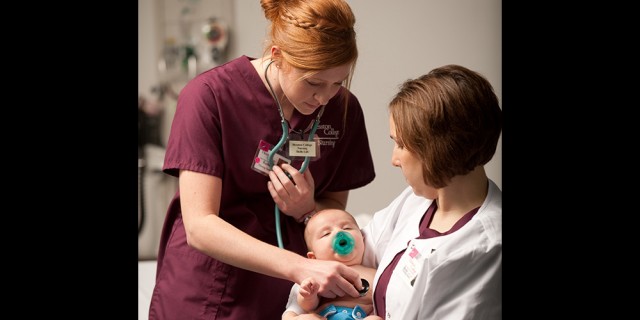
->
[268, 118, 321, 248]
[264, 59, 324, 248]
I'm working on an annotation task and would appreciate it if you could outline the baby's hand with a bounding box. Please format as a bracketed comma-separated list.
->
[299, 278, 320, 298]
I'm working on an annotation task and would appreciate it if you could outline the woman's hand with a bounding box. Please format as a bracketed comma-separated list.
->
[268, 163, 316, 219]
[296, 258, 363, 299]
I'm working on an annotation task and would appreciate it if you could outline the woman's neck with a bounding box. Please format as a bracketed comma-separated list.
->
[430, 167, 488, 230]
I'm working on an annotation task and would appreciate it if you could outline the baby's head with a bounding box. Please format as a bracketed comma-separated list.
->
[303, 208, 365, 266]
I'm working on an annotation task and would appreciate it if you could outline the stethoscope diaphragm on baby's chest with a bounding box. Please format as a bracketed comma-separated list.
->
[358, 279, 370, 297]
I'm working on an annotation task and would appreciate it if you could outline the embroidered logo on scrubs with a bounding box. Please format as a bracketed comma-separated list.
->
[316, 124, 340, 148]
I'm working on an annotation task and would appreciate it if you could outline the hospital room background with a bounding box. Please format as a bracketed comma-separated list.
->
[138, 0, 501, 318]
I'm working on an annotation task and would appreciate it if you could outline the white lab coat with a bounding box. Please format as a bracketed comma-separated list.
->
[361, 180, 502, 320]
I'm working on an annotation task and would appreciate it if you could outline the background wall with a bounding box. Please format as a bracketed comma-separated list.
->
[139, 0, 501, 254]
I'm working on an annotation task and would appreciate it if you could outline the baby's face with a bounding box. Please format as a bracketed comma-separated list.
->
[305, 209, 365, 265]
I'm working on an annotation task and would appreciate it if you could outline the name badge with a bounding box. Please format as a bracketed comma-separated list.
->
[288, 140, 316, 157]
[251, 139, 291, 176]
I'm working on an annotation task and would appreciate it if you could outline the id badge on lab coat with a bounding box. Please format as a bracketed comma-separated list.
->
[397, 239, 438, 287]
[385, 238, 439, 319]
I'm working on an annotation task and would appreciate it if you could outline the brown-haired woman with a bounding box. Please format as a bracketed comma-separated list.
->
[362, 64, 502, 319]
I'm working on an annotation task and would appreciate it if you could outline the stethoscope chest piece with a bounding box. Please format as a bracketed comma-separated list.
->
[358, 279, 370, 297]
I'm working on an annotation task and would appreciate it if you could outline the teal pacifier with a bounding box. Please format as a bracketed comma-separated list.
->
[332, 231, 355, 256]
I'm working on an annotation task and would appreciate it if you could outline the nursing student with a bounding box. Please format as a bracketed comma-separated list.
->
[362, 64, 502, 319]
[148, 0, 375, 319]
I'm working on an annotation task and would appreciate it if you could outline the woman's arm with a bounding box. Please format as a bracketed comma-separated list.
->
[179, 169, 362, 298]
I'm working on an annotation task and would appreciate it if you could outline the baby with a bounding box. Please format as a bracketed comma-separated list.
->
[282, 208, 382, 320]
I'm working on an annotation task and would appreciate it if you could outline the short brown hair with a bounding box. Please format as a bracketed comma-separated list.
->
[389, 64, 502, 188]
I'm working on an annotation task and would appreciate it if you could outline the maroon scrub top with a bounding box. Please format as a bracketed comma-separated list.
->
[149, 56, 376, 320]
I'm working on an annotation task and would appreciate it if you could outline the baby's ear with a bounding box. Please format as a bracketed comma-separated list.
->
[307, 252, 316, 259]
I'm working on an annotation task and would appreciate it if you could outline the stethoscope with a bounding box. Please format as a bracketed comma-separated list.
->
[264, 61, 369, 297]
[264, 60, 325, 249]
